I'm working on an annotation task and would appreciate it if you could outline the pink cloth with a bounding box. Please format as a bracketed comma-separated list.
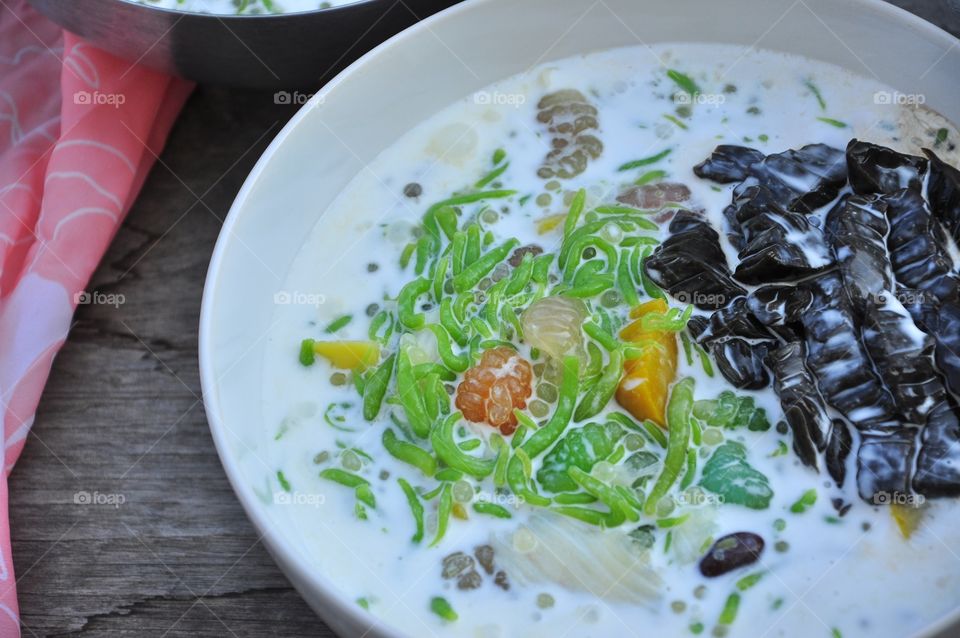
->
[0, 2, 193, 633]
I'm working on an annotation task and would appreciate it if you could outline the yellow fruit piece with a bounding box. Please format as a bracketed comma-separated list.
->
[536, 213, 567, 235]
[629, 298, 670, 320]
[891, 503, 924, 539]
[312, 341, 380, 371]
[615, 299, 678, 427]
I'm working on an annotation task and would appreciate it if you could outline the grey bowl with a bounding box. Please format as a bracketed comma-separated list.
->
[27, 0, 460, 88]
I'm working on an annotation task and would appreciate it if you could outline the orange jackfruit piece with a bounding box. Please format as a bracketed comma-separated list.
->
[615, 299, 678, 427]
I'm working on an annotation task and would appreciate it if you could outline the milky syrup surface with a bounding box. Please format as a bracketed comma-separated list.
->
[254, 44, 960, 638]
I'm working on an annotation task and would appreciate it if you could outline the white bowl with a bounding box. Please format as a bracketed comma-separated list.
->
[199, 0, 960, 636]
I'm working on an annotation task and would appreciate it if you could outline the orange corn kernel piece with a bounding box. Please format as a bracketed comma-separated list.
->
[312, 341, 380, 371]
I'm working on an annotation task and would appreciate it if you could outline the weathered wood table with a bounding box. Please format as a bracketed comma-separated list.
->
[9, 1, 959, 635]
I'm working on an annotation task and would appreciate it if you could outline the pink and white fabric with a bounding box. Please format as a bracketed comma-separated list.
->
[0, 2, 193, 633]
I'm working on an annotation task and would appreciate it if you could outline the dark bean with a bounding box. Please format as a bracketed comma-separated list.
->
[832, 498, 852, 517]
[367, 263, 379, 272]
[474, 545, 495, 575]
[494, 570, 510, 591]
[403, 183, 422, 198]
[582, 247, 597, 259]
[699, 532, 764, 577]
[508, 244, 543, 267]
[457, 570, 482, 591]
[776, 421, 789, 435]
[366, 303, 379, 317]
[441, 552, 475, 579]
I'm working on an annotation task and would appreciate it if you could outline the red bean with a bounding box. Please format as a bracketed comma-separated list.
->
[699, 532, 765, 577]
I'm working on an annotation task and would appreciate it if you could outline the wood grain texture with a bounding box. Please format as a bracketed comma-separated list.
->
[7, 2, 958, 636]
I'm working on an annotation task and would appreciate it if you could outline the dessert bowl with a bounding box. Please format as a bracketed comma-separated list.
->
[27, 0, 459, 88]
[199, 0, 960, 635]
